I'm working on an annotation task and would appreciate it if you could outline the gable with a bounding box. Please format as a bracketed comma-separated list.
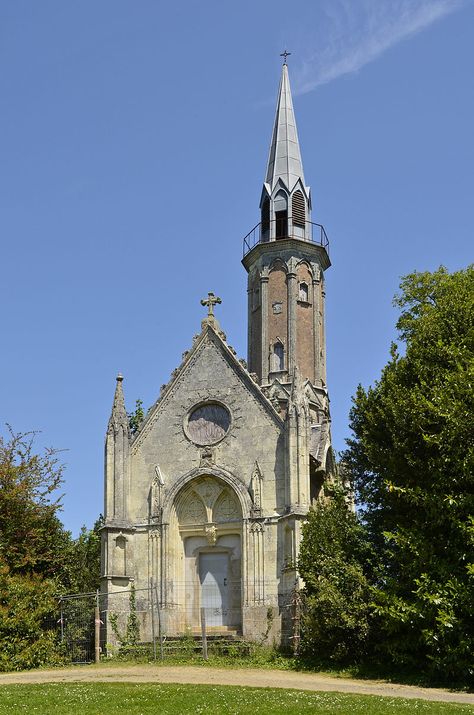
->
[132, 326, 282, 456]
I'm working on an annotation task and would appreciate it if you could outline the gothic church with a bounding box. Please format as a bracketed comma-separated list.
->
[102, 61, 334, 642]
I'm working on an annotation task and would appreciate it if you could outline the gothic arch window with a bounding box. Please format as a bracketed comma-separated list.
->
[292, 190, 305, 227]
[274, 190, 288, 239]
[270, 340, 285, 372]
[298, 281, 309, 302]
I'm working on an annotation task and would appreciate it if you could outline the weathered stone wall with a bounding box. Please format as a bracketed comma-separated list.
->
[129, 333, 285, 525]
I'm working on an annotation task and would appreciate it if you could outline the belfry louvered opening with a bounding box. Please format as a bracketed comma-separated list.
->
[292, 190, 305, 227]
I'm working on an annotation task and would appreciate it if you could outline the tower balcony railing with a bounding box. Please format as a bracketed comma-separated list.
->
[242, 219, 329, 257]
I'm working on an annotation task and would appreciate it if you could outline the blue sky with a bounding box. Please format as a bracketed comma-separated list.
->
[1, 0, 473, 536]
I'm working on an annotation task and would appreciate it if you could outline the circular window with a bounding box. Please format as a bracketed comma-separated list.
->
[186, 402, 231, 446]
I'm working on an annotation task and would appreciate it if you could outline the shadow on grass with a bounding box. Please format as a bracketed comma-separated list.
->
[291, 655, 473, 693]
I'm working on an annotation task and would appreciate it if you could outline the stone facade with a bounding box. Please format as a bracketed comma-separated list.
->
[101, 62, 334, 645]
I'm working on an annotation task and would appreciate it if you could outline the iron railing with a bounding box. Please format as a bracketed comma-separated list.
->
[54, 583, 301, 662]
[243, 219, 329, 257]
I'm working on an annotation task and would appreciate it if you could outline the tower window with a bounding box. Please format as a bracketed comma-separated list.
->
[274, 191, 288, 239]
[261, 197, 270, 235]
[270, 341, 285, 372]
[275, 211, 287, 239]
[299, 282, 309, 302]
[253, 286, 260, 310]
[292, 190, 305, 227]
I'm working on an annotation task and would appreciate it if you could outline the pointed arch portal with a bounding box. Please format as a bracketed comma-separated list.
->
[165, 474, 243, 632]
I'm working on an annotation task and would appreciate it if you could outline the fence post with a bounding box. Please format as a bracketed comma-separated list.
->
[155, 585, 164, 660]
[59, 598, 64, 642]
[94, 590, 101, 664]
[200, 607, 208, 661]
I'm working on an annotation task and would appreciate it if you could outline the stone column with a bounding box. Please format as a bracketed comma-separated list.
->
[260, 272, 269, 383]
[247, 278, 253, 368]
[320, 279, 327, 385]
[287, 270, 297, 373]
[312, 271, 321, 386]
[249, 522, 265, 603]
[296, 409, 310, 508]
[104, 432, 115, 520]
[114, 429, 122, 520]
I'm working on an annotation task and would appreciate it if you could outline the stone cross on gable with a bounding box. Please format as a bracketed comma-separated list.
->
[201, 292, 222, 317]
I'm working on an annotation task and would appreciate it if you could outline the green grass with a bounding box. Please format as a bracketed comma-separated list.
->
[97, 643, 294, 670]
[0, 684, 472, 715]
[88, 648, 471, 691]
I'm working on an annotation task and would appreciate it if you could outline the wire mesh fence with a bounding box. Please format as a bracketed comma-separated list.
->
[54, 583, 302, 663]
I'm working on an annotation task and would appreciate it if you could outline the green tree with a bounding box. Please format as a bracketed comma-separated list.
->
[298, 489, 374, 664]
[0, 427, 72, 578]
[128, 399, 144, 435]
[343, 266, 474, 684]
[0, 567, 64, 672]
[68, 515, 104, 594]
[0, 427, 74, 669]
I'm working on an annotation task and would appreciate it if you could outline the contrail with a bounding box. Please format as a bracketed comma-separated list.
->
[294, 0, 467, 94]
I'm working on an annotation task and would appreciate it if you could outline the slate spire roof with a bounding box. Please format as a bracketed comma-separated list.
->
[265, 63, 305, 192]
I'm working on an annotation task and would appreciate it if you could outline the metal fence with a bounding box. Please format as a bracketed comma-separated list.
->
[242, 219, 329, 257]
[55, 583, 302, 663]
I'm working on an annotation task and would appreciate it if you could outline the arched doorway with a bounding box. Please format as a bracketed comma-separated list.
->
[169, 475, 243, 632]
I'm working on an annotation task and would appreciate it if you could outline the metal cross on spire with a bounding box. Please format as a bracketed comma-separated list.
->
[280, 49, 291, 64]
[201, 292, 222, 317]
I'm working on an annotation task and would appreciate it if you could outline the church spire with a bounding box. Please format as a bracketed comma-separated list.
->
[243, 61, 330, 388]
[265, 62, 305, 193]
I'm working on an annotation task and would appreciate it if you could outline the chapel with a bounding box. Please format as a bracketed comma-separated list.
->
[101, 60, 334, 643]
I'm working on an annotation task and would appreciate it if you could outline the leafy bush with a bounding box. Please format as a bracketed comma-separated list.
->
[0, 568, 64, 671]
[298, 490, 374, 664]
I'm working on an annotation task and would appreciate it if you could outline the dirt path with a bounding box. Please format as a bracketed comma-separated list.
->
[0, 664, 473, 705]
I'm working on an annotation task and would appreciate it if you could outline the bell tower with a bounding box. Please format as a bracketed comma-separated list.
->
[242, 61, 330, 390]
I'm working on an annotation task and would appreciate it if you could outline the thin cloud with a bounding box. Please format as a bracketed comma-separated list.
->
[294, 0, 466, 94]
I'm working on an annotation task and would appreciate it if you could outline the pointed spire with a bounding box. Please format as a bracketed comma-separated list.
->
[108, 373, 128, 430]
[265, 63, 305, 192]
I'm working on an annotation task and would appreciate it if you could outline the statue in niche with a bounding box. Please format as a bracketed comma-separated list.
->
[299, 282, 309, 302]
[200, 446, 215, 467]
[250, 461, 263, 517]
[270, 341, 284, 372]
[151, 465, 164, 520]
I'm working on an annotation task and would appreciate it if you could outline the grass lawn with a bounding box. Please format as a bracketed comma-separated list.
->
[0, 683, 472, 714]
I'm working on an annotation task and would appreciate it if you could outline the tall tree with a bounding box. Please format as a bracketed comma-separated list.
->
[0, 427, 71, 578]
[343, 266, 474, 684]
[68, 515, 104, 594]
[298, 489, 374, 664]
[0, 428, 72, 670]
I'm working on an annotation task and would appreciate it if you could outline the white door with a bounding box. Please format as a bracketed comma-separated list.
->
[199, 553, 228, 626]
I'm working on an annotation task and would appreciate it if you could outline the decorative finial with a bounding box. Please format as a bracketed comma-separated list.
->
[200, 292, 222, 318]
[116, 372, 123, 382]
[280, 49, 291, 65]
